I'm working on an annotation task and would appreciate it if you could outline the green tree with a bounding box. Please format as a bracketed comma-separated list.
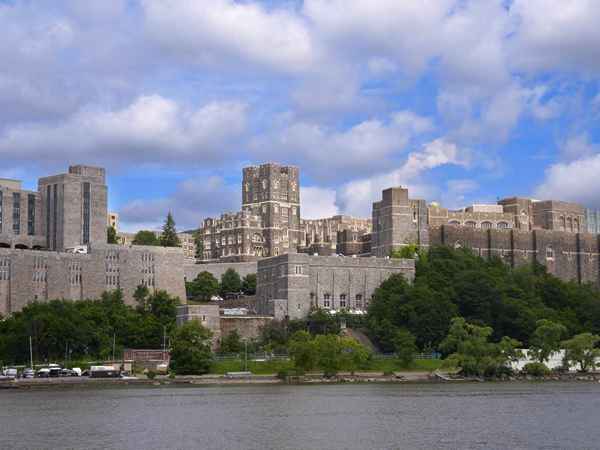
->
[220, 330, 243, 354]
[529, 319, 567, 364]
[170, 321, 213, 375]
[338, 336, 370, 374]
[314, 334, 341, 377]
[132, 230, 159, 246]
[187, 271, 220, 301]
[220, 268, 242, 296]
[242, 273, 257, 295]
[390, 243, 419, 259]
[288, 330, 317, 373]
[562, 333, 600, 372]
[393, 328, 418, 367]
[107, 226, 118, 244]
[159, 212, 180, 247]
[134, 285, 150, 311]
[147, 290, 179, 327]
[193, 231, 204, 261]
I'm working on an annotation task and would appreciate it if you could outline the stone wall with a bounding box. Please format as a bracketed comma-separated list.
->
[184, 261, 258, 282]
[256, 253, 415, 320]
[220, 315, 273, 341]
[429, 225, 600, 286]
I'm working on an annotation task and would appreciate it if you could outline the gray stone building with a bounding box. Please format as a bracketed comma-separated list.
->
[38, 165, 108, 251]
[0, 243, 187, 316]
[587, 209, 600, 234]
[256, 253, 415, 320]
[0, 178, 45, 250]
[200, 211, 264, 262]
[300, 215, 371, 254]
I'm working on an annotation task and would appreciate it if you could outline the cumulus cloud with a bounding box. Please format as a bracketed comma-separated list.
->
[252, 110, 433, 181]
[119, 176, 240, 231]
[301, 186, 339, 219]
[142, 0, 316, 73]
[336, 138, 470, 216]
[0, 95, 247, 170]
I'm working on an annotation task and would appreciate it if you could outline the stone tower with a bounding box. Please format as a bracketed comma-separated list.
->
[38, 165, 108, 251]
[371, 187, 429, 257]
[242, 163, 301, 257]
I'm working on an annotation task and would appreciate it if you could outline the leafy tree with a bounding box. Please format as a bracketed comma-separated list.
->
[562, 333, 600, 372]
[529, 319, 567, 364]
[242, 273, 257, 295]
[134, 285, 150, 311]
[314, 334, 342, 377]
[169, 321, 213, 375]
[390, 244, 419, 259]
[193, 231, 204, 261]
[159, 212, 180, 247]
[338, 336, 370, 374]
[288, 330, 317, 372]
[393, 328, 418, 367]
[220, 330, 243, 354]
[187, 271, 220, 302]
[107, 226, 118, 244]
[220, 268, 242, 295]
[147, 290, 179, 327]
[132, 230, 159, 246]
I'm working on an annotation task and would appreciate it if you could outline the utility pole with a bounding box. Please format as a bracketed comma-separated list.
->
[112, 333, 116, 362]
[29, 336, 33, 370]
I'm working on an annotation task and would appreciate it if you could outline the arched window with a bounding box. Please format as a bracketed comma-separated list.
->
[497, 222, 509, 229]
[323, 294, 331, 308]
[465, 221, 476, 228]
[567, 217, 573, 232]
[339, 294, 346, 308]
[574, 218, 580, 232]
[481, 222, 492, 229]
[448, 220, 460, 227]
[560, 216, 566, 231]
[546, 246, 554, 260]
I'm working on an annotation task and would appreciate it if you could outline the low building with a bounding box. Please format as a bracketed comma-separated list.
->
[256, 253, 415, 320]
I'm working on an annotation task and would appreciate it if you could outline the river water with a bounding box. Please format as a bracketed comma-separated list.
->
[2, 382, 599, 450]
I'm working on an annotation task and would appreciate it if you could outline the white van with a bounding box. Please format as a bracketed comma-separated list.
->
[65, 245, 88, 254]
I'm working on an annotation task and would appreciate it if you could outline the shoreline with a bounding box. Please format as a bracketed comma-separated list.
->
[2, 371, 600, 390]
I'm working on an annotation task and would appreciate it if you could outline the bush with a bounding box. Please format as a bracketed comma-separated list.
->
[522, 362, 550, 377]
[146, 370, 157, 380]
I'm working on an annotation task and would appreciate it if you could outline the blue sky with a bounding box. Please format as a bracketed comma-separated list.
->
[1, 0, 600, 231]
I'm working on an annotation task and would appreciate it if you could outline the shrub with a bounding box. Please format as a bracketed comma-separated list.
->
[146, 370, 157, 380]
[522, 362, 550, 377]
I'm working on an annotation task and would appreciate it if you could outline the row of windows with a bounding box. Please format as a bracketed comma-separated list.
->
[0, 270, 10, 281]
[141, 253, 155, 263]
[106, 275, 119, 286]
[105, 251, 120, 261]
[70, 273, 82, 285]
[449, 220, 510, 229]
[140, 277, 155, 287]
[33, 271, 47, 283]
[314, 293, 369, 309]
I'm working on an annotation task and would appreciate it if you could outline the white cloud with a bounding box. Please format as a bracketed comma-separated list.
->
[142, 0, 316, 73]
[336, 138, 469, 216]
[252, 110, 433, 181]
[0, 95, 247, 169]
[560, 134, 599, 161]
[301, 186, 339, 219]
[535, 152, 600, 208]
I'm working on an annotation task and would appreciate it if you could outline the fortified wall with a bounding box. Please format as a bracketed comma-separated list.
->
[429, 226, 600, 286]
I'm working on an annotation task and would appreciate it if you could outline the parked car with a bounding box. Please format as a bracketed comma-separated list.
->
[2, 368, 17, 378]
[36, 368, 50, 378]
[22, 368, 35, 379]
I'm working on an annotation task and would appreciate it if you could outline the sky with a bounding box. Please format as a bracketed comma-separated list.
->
[1, 0, 600, 232]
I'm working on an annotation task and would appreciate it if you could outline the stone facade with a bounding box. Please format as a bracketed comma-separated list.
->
[0, 243, 187, 316]
[300, 215, 371, 253]
[38, 165, 108, 251]
[587, 209, 600, 234]
[336, 229, 371, 256]
[0, 178, 45, 250]
[256, 253, 415, 320]
[200, 211, 264, 262]
[428, 203, 514, 230]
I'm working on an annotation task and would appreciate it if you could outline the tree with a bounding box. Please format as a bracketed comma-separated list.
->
[132, 230, 159, 246]
[220, 268, 242, 296]
[288, 330, 317, 373]
[107, 226, 118, 244]
[390, 243, 419, 259]
[393, 328, 418, 367]
[169, 321, 213, 375]
[134, 285, 150, 311]
[193, 231, 204, 262]
[220, 330, 243, 354]
[187, 271, 220, 301]
[562, 333, 600, 372]
[529, 319, 567, 364]
[242, 274, 257, 295]
[160, 212, 180, 247]
[314, 334, 341, 377]
[338, 336, 370, 374]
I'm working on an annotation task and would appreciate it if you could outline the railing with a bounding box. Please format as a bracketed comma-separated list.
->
[213, 352, 289, 362]
[373, 352, 441, 360]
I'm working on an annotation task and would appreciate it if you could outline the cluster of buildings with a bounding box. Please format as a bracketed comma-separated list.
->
[2, 162, 600, 340]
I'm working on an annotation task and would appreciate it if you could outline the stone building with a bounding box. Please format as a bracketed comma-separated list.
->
[587, 209, 600, 234]
[256, 253, 415, 320]
[0, 178, 45, 250]
[0, 243, 187, 316]
[336, 229, 371, 256]
[198, 163, 371, 262]
[107, 212, 119, 231]
[428, 203, 514, 230]
[176, 232, 197, 261]
[38, 165, 108, 251]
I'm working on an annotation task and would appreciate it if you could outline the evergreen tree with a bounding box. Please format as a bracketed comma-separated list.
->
[107, 226, 119, 244]
[193, 231, 204, 261]
[242, 273, 257, 295]
[220, 268, 242, 296]
[160, 212, 180, 247]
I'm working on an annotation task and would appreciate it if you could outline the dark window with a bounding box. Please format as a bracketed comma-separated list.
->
[12, 192, 21, 234]
[0, 190, 3, 233]
[83, 182, 91, 244]
[28, 194, 35, 236]
[46, 185, 51, 247]
[52, 184, 58, 250]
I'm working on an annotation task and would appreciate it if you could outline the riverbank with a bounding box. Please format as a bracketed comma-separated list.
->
[2, 370, 600, 390]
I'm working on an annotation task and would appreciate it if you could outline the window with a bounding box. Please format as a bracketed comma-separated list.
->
[12, 192, 20, 234]
[497, 222, 509, 229]
[567, 217, 573, 232]
[481, 222, 492, 229]
[27, 194, 35, 236]
[0, 190, 3, 233]
[546, 246, 554, 260]
[355, 294, 363, 309]
[295, 265, 303, 275]
[448, 220, 460, 227]
[339, 294, 346, 308]
[82, 182, 91, 244]
[465, 221, 476, 228]
[323, 294, 331, 308]
[560, 216, 566, 231]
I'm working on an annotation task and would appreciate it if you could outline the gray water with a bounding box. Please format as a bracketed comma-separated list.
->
[2, 382, 600, 450]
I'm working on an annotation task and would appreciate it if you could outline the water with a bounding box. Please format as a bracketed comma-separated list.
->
[2, 382, 600, 450]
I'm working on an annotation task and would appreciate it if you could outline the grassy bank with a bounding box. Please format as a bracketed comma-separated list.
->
[209, 358, 443, 375]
